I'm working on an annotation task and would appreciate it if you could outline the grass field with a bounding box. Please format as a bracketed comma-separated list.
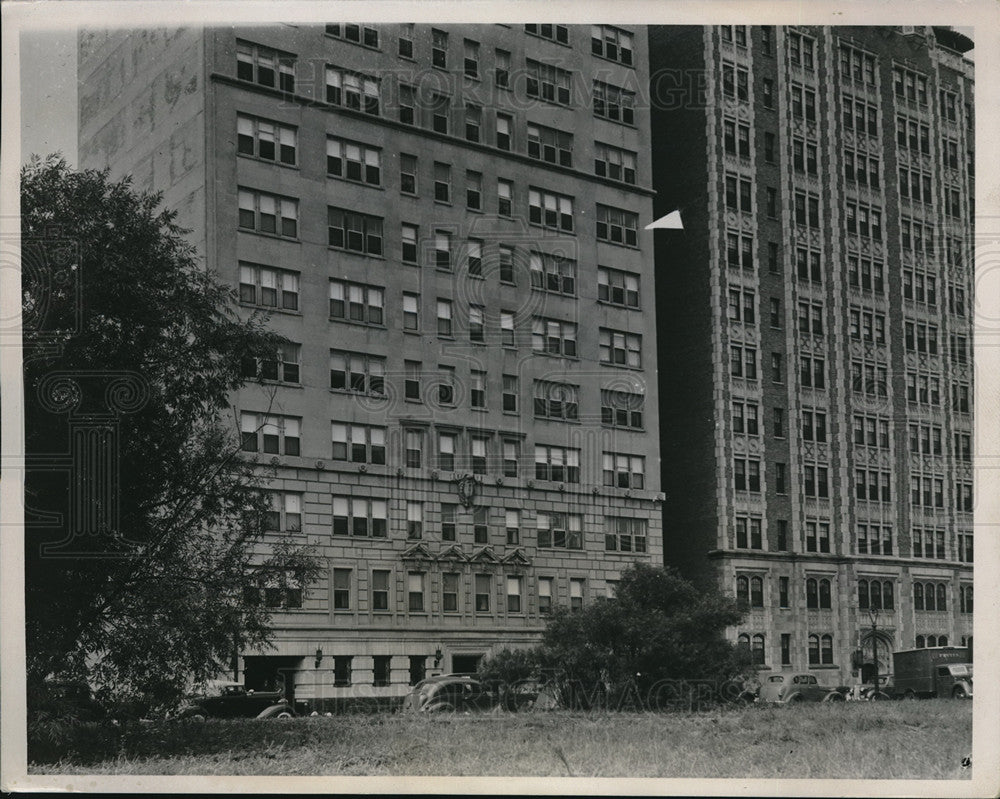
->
[33, 700, 972, 779]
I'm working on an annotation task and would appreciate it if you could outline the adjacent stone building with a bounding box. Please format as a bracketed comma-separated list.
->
[650, 25, 974, 684]
[78, 23, 661, 697]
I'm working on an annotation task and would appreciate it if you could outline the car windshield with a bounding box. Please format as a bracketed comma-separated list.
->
[768, 676, 784, 683]
[949, 664, 971, 677]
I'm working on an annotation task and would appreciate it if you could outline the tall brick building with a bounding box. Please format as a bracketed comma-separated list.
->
[650, 25, 974, 684]
[78, 23, 661, 697]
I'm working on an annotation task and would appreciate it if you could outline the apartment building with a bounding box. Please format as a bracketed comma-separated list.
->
[78, 23, 661, 697]
[650, 25, 974, 684]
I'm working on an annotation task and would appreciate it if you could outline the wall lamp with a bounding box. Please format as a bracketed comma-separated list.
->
[314, 648, 323, 669]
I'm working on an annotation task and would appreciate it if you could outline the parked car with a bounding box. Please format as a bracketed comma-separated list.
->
[885, 647, 973, 699]
[174, 681, 306, 720]
[757, 673, 848, 704]
[401, 674, 499, 713]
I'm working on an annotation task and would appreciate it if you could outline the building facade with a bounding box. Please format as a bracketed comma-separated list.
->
[650, 25, 974, 684]
[78, 23, 661, 698]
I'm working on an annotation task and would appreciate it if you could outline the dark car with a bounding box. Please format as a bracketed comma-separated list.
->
[401, 674, 499, 713]
[175, 681, 306, 720]
[757, 673, 848, 704]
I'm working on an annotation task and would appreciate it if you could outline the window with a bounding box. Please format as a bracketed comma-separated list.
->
[855, 415, 891, 450]
[602, 389, 644, 430]
[599, 328, 641, 368]
[463, 38, 480, 78]
[725, 174, 754, 213]
[397, 23, 414, 57]
[804, 520, 831, 554]
[529, 251, 576, 296]
[605, 517, 647, 553]
[913, 582, 947, 612]
[408, 655, 426, 685]
[470, 436, 489, 475]
[839, 43, 876, 84]
[495, 48, 510, 88]
[475, 574, 491, 613]
[736, 575, 765, 609]
[776, 520, 788, 551]
[845, 200, 882, 240]
[728, 345, 758, 380]
[593, 81, 635, 125]
[570, 579, 585, 612]
[857, 579, 894, 611]
[722, 63, 749, 100]
[592, 25, 633, 64]
[723, 119, 751, 157]
[770, 352, 782, 383]
[264, 491, 302, 533]
[896, 116, 931, 154]
[502, 374, 518, 413]
[792, 138, 818, 176]
[528, 124, 573, 167]
[431, 28, 448, 68]
[438, 431, 456, 470]
[239, 263, 299, 311]
[438, 573, 459, 613]
[332, 497, 388, 537]
[603, 452, 645, 489]
[533, 379, 579, 421]
[330, 350, 386, 397]
[953, 382, 970, 413]
[847, 256, 886, 294]
[529, 188, 574, 232]
[526, 59, 572, 106]
[241, 412, 300, 456]
[843, 149, 880, 188]
[898, 166, 933, 205]
[788, 31, 815, 69]
[808, 634, 834, 665]
[469, 304, 484, 342]
[793, 191, 820, 229]
[437, 366, 455, 406]
[525, 23, 569, 44]
[406, 501, 423, 539]
[434, 231, 452, 270]
[733, 458, 761, 492]
[464, 104, 482, 143]
[799, 356, 825, 390]
[731, 400, 759, 435]
[242, 342, 300, 385]
[960, 585, 973, 615]
[433, 298, 454, 336]
[371, 570, 390, 611]
[532, 317, 578, 358]
[404, 427, 422, 466]
[856, 523, 893, 556]
[954, 431, 971, 462]
[373, 654, 391, 686]
[329, 280, 384, 325]
[506, 576, 523, 613]
[597, 267, 640, 308]
[762, 78, 774, 108]
[326, 137, 381, 186]
[238, 188, 298, 238]
[727, 288, 756, 324]
[327, 207, 383, 255]
[496, 113, 512, 150]
[726, 232, 754, 269]
[797, 301, 824, 336]
[594, 142, 636, 184]
[534, 446, 581, 483]
[441, 504, 457, 542]
[326, 23, 379, 48]
[505, 510, 520, 545]
[237, 115, 296, 165]
[538, 577, 554, 614]
[401, 293, 419, 332]
[497, 180, 513, 218]
[398, 84, 415, 124]
[502, 438, 520, 477]
[596, 204, 638, 246]
[408, 572, 425, 612]
[259, 569, 302, 609]
[236, 40, 295, 91]
[849, 307, 887, 344]
[399, 154, 417, 195]
[761, 26, 773, 55]
[841, 93, 878, 135]
[330, 422, 386, 464]
[764, 132, 775, 162]
[428, 93, 450, 134]
[903, 321, 939, 355]
[894, 66, 929, 105]
[777, 577, 789, 609]
[856, 468, 891, 503]
[468, 370, 487, 409]
[911, 526, 946, 559]
[802, 464, 829, 499]
[333, 568, 351, 610]
[326, 67, 380, 115]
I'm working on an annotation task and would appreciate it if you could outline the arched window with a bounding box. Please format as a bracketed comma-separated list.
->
[808, 634, 820, 664]
[914, 582, 924, 610]
[915, 634, 925, 648]
[736, 576, 749, 606]
[924, 582, 936, 611]
[883, 581, 894, 610]
[938, 635, 948, 646]
[819, 579, 831, 609]
[869, 580, 882, 610]
[751, 634, 765, 665]
[821, 634, 834, 664]
[961, 585, 973, 614]
[750, 576, 764, 608]
[858, 581, 870, 609]
[738, 632, 751, 654]
[806, 578, 818, 608]
[936, 583, 947, 611]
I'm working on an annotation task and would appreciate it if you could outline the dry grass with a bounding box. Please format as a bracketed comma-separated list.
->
[33, 700, 972, 779]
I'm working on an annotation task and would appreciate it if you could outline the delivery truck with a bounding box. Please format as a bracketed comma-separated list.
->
[888, 647, 972, 699]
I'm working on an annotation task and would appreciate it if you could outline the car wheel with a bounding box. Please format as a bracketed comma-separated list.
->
[903, 690, 917, 701]
[824, 692, 846, 702]
[276, 710, 294, 718]
[952, 687, 969, 699]
[869, 691, 890, 701]
[425, 702, 455, 713]
[788, 694, 804, 703]
[189, 713, 206, 722]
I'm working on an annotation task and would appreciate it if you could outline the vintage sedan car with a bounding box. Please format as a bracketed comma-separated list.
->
[174, 682, 306, 720]
[401, 674, 499, 713]
[757, 673, 848, 704]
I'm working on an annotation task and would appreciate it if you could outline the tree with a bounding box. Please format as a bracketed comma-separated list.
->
[536, 563, 751, 707]
[21, 156, 320, 712]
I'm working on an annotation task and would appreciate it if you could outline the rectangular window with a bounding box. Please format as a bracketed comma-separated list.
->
[438, 366, 455, 406]
[332, 497, 387, 538]
[596, 205, 639, 247]
[441, 503, 457, 542]
[436, 299, 453, 337]
[241, 412, 301, 456]
[330, 422, 386, 465]
[507, 576, 523, 613]
[333, 568, 351, 610]
[464, 104, 482, 142]
[237, 40, 295, 92]
[497, 180, 513, 218]
[538, 577, 553, 614]
[526, 58, 572, 106]
[408, 572, 425, 612]
[326, 67, 380, 115]
[327, 137, 381, 185]
[528, 123, 573, 167]
[239, 263, 299, 311]
[463, 38, 479, 78]
[264, 491, 302, 532]
[502, 374, 518, 413]
[438, 431, 456, 471]
[570, 579, 584, 612]
[469, 303, 485, 342]
[599, 328, 641, 368]
[534, 379, 579, 421]
[327, 207, 382, 255]
[495, 48, 510, 88]
[399, 154, 417, 195]
[404, 427, 422, 467]
[442, 573, 460, 613]
[529, 188, 574, 232]
[604, 517, 647, 553]
[594, 142, 636, 183]
[530, 251, 576, 296]
[371, 569, 390, 611]
[243, 342, 300, 385]
[534, 446, 580, 484]
[238, 188, 298, 238]
[237, 115, 297, 165]
[496, 113, 512, 150]
[502, 438, 520, 477]
[597, 266, 640, 308]
[601, 388, 644, 430]
[526, 23, 570, 44]
[592, 25, 634, 65]
[475, 574, 492, 612]
[593, 80, 636, 125]
[602, 453, 645, 489]
[506, 509, 520, 545]
[329, 351, 385, 397]
[500, 311, 515, 347]
[532, 317, 578, 358]
[329, 280, 384, 325]
[431, 28, 448, 68]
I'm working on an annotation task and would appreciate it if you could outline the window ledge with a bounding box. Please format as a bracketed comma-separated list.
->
[238, 228, 300, 243]
[240, 304, 302, 318]
[238, 153, 300, 171]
